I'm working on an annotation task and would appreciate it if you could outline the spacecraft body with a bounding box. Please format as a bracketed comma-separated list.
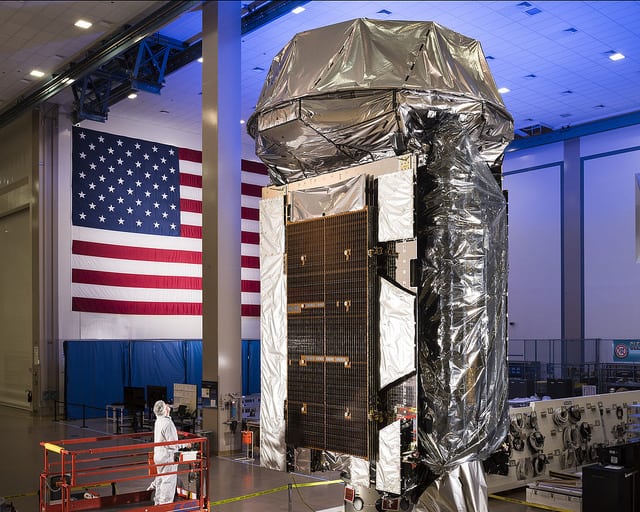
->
[249, 18, 513, 511]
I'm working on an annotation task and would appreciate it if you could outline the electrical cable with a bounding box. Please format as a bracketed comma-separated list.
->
[512, 436, 525, 452]
[533, 453, 548, 476]
[528, 431, 545, 453]
[553, 407, 569, 427]
[568, 405, 582, 423]
[580, 422, 592, 442]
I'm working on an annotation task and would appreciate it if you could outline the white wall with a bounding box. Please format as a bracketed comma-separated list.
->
[503, 143, 563, 342]
[503, 122, 640, 355]
[582, 124, 640, 339]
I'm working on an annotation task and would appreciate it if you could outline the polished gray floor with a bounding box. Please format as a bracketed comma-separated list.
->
[0, 405, 537, 511]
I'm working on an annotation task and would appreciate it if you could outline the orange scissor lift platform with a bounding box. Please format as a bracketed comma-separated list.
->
[39, 430, 209, 512]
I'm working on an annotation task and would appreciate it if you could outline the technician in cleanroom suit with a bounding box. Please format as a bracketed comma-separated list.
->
[152, 400, 180, 505]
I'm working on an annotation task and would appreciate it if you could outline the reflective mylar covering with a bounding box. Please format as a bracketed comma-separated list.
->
[259, 196, 287, 471]
[379, 278, 415, 389]
[415, 115, 509, 473]
[247, 18, 512, 184]
[290, 174, 366, 222]
[376, 420, 402, 495]
[416, 461, 489, 512]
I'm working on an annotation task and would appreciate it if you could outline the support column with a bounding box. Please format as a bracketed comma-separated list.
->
[201, 0, 242, 455]
[562, 137, 583, 364]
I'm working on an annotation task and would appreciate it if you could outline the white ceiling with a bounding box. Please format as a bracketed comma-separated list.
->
[1, 1, 639, 160]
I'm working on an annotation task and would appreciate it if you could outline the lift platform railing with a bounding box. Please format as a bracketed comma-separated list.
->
[39, 430, 209, 511]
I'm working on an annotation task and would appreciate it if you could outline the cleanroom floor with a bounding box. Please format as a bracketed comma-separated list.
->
[0, 405, 539, 511]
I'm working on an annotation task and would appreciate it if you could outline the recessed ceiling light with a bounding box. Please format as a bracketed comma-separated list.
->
[517, 1, 533, 7]
[562, 90, 573, 95]
[197, 57, 203, 63]
[160, 109, 170, 114]
[127, 92, 137, 99]
[485, 55, 495, 60]
[524, 74, 537, 79]
[377, 9, 392, 15]
[608, 52, 625, 61]
[498, 87, 510, 94]
[525, 7, 542, 15]
[74, 19, 92, 29]
[240, 119, 246, 124]
[594, 104, 605, 109]
[30, 69, 45, 78]
[291, 6, 305, 14]
[253, 66, 264, 72]
[563, 27, 578, 33]
[560, 113, 572, 118]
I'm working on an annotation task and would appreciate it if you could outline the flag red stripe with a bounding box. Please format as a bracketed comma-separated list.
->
[72, 240, 202, 264]
[241, 207, 259, 221]
[242, 280, 260, 293]
[241, 159, 268, 175]
[73, 269, 202, 289]
[180, 225, 202, 239]
[181, 198, 202, 213]
[178, 148, 202, 163]
[241, 255, 260, 269]
[241, 304, 260, 317]
[242, 231, 259, 244]
[73, 297, 202, 315]
[180, 172, 202, 188]
[241, 183, 263, 198]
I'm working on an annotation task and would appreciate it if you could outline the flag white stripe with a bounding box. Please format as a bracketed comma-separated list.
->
[241, 292, 261, 304]
[181, 186, 202, 202]
[72, 283, 202, 303]
[241, 218, 259, 233]
[72, 254, 202, 277]
[241, 268, 260, 281]
[241, 243, 259, 258]
[241, 170, 267, 186]
[72, 225, 202, 252]
[181, 211, 202, 227]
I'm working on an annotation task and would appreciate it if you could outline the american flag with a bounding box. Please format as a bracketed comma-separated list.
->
[71, 126, 266, 318]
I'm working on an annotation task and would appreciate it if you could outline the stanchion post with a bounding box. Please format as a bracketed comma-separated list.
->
[288, 482, 293, 512]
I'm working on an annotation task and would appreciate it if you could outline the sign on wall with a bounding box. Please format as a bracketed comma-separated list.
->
[613, 339, 640, 362]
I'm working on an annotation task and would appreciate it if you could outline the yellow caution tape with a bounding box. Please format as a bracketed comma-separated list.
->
[2, 491, 39, 499]
[488, 493, 575, 512]
[210, 479, 343, 506]
[6, 478, 342, 505]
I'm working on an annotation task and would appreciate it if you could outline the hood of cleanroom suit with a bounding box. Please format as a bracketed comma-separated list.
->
[247, 18, 513, 184]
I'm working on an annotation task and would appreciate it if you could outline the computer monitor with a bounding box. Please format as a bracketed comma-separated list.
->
[147, 385, 168, 410]
[123, 386, 145, 412]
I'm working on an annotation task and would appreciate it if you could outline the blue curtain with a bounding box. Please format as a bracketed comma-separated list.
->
[64, 340, 130, 419]
[64, 339, 202, 420]
[241, 339, 261, 395]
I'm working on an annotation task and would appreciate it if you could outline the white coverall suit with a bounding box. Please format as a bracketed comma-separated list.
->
[153, 404, 179, 505]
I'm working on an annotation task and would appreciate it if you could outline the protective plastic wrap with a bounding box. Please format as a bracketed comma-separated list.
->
[376, 420, 402, 495]
[247, 18, 512, 184]
[349, 456, 371, 489]
[416, 460, 488, 512]
[415, 116, 509, 473]
[290, 174, 366, 222]
[259, 196, 287, 471]
[377, 169, 414, 242]
[379, 278, 415, 389]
